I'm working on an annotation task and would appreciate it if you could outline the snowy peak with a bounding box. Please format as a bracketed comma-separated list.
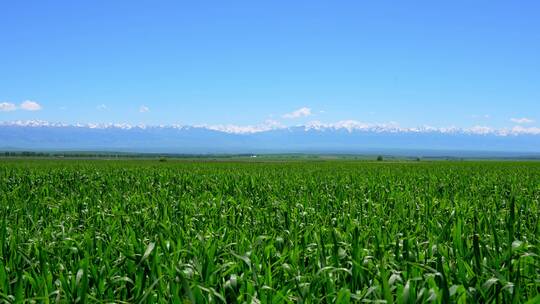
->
[1, 120, 539, 154]
[1, 120, 540, 136]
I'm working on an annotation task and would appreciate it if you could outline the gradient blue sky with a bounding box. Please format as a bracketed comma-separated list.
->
[1, 0, 539, 129]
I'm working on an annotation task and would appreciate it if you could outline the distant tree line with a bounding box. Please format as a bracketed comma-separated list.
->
[1, 151, 260, 159]
[2, 151, 121, 158]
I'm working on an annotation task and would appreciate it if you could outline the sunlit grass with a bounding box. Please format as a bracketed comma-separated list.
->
[0, 160, 539, 303]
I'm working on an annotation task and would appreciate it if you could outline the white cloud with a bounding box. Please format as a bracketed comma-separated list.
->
[20, 100, 42, 111]
[282, 107, 312, 119]
[510, 117, 534, 124]
[139, 105, 150, 113]
[0, 102, 17, 112]
[97, 104, 108, 111]
[0, 100, 44, 112]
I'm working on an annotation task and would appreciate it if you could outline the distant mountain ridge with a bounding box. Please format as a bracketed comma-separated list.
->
[1, 120, 539, 155]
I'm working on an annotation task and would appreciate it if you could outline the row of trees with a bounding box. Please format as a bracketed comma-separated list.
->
[2, 151, 121, 158]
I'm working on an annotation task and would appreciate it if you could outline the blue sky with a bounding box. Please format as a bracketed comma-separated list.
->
[0, 0, 539, 129]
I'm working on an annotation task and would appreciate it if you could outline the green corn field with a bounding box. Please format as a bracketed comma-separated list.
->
[0, 159, 539, 303]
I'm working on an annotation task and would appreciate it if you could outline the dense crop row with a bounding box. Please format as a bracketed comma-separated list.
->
[0, 160, 539, 303]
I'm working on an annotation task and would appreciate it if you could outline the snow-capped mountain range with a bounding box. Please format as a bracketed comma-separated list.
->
[1, 120, 539, 154]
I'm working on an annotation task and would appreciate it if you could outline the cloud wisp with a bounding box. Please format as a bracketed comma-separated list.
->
[0, 102, 17, 112]
[282, 107, 312, 119]
[20, 100, 42, 111]
[510, 117, 535, 124]
[139, 105, 150, 113]
[0, 101, 42, 112]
